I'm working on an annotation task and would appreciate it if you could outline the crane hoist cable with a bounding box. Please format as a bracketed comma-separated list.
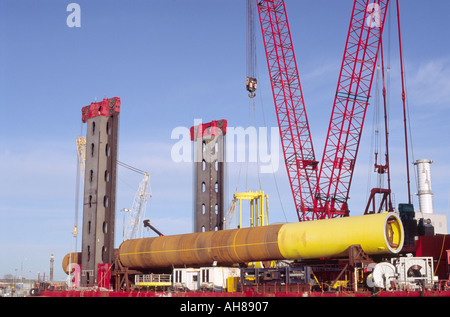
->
[118, 160, 147, 175]
[256, 83, 288, 223]
[246, 0, 257, 98]
[238, 0, 288, 223]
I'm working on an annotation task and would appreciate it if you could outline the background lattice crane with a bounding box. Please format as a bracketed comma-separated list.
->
[119, 161, 151, 241]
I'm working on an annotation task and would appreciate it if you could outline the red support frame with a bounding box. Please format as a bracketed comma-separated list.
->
[190, 119, 228, 141]
[315, 0, 389, 219]
[82, 97, 121, 123]
[257, 0, 319, 221]
[97, 263, 111, 289]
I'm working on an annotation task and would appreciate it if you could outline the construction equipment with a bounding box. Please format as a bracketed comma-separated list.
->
[73, 137, 150, 239]
[316, 0, 389, 219]
[80, 97, 121, 286]
[257, 0, 318, 221]
[73, 136, 86, 246]
[246, 0, 257, 98]
[119, 162, 151, 241]
[143, 219, 164, 237]
[117, 212, 404, 271]
[367, 256, 436, 291]
[232, 191, 269, 229]
[76, 136, 86, 185]
[256, 0, 389, 221]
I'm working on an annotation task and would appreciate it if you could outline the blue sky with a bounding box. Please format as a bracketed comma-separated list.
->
[0, 0, 449, 281]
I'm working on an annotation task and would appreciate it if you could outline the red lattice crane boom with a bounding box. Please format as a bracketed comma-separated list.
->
[256, 0, 390, 221]
[257, 0, 319, 222]
[315, 0, 389, 219]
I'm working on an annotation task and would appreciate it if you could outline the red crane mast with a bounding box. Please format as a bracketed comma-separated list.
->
[257, 0, 319, 221]
[315, 0, 390, 219]
[256, 0, 390, 221]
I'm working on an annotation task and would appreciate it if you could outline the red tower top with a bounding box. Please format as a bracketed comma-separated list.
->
[190, 119, 227, 141]
[82, 97, 121, 123]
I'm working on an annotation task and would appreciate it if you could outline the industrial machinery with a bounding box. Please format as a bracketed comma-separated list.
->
[72, 136, 86, 250]
[143, 219, 164, 237]
[231, 191, 269, 229]
[80, 97, 120, 286]
[366, 256, 436, 291]
[51, 1, 450, 298]
[119, 163, 151, 241]
[190, 119, 227, 233]
[366, 261, 396, 290]
[256, 0, 390, 221]
[74, 136, 152, 242]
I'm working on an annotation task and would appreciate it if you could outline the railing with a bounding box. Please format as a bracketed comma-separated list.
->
[135, 274, 172, 286]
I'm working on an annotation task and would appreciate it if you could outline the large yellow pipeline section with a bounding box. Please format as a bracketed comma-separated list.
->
[117, 212, 404, 270]
[278, 212, 403, 259]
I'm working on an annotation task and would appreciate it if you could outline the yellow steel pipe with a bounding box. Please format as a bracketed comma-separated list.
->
[117, 212, 404, 270]
[277, 212, 404, 259]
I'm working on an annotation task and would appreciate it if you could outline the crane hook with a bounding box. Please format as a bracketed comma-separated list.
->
[246, 77, 257, 99]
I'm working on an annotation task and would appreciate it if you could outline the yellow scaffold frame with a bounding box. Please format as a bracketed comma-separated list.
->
[233, 190, 269, 229]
